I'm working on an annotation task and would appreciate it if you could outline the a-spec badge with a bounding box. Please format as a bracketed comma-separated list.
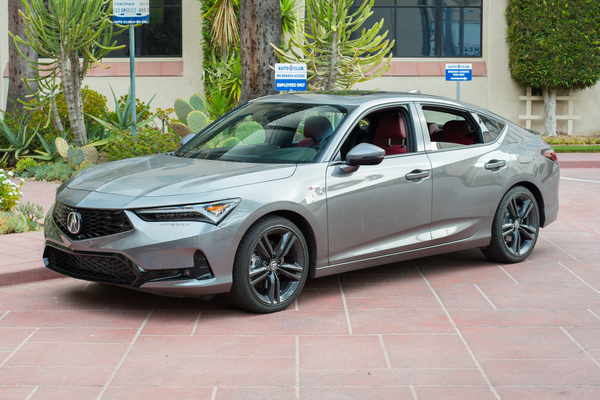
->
[67, 212, 82, 234]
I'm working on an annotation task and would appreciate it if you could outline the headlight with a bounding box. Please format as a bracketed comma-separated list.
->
[134, 199, 241, 225]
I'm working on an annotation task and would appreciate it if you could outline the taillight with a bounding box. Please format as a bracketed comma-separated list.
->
[542, 148, 558, 163]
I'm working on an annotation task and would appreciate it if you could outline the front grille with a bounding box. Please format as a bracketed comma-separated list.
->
[53, 202, 133, 240]
[44, 246, 138, 286]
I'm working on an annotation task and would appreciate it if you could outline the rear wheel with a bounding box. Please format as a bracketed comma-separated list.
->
[229, 216, 309, 313]
[481, 186, 540, 263]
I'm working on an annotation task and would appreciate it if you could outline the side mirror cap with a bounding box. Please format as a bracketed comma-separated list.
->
[341, 143, 385, 172]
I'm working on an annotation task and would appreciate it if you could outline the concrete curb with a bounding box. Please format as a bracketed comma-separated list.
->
[0, 265, 63, 288]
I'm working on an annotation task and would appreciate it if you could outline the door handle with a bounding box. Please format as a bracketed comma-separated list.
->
[405, 170, 430, 181]
[484, 160, 507, 170]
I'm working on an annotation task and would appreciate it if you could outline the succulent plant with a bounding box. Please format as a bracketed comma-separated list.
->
[235, 121, 265, 143]
[55, 138, 99, 170]
[171, 94, 212, 138]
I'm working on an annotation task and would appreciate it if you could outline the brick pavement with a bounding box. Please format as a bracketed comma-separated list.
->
[0, 165, 599, 399]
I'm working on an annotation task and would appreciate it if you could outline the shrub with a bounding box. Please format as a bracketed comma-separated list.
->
[0, 202, 45, 235]
[16, 162, 77, 182]
[28, 87, 108, 146]
[104, 127, 180, 162]
[16, 158, 37, 173]
[0, 169, 23, 212]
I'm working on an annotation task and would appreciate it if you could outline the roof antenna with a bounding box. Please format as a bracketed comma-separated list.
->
[407, 89, 421, 94]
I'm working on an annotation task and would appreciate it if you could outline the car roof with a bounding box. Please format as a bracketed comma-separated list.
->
[250, 90, 511, 124]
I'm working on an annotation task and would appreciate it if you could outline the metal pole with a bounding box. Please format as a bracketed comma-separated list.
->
[457, 80, 460, 102]
[129, 23, 137, 138]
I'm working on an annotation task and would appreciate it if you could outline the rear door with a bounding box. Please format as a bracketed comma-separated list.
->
[417, 103, 510, 245]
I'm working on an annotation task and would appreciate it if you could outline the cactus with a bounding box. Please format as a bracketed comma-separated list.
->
[174, 99, 194, 125]
[171, 122, 193, 138]
[172, 94, 212, 137]
[189, 93, 208, 113]
[216, 137, 241, 148]
[188, 111, 209, 133]
[67, 146, 85, 166]
[55, 138, 99, 169]
[83, 146, 99, 164]
[56, 137, 69, 158]
[236, 121, 265, 143]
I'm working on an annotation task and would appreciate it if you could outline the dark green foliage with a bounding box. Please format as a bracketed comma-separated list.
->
[16, 162, 77, 182]
[506, 0, 600, 90]
[104, 127, 180, 162]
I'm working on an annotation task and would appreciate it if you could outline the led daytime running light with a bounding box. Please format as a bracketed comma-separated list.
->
[135, 199, 241, 224]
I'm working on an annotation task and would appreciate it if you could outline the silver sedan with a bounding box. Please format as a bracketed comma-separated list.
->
[44, 91, 560, 313]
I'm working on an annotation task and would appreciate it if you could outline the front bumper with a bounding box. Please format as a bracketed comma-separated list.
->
[43, 203, 242, 297]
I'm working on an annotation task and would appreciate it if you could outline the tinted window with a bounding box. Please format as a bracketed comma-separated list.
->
[106, 0, 182, 57]
[477, 114, 505, 143]
[422, 106, 481, 150]
[177, 102, 352, 164]
[351, 0, 482, 58]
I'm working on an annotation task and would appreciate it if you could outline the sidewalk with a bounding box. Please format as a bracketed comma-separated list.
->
[0, 161, 599, 399]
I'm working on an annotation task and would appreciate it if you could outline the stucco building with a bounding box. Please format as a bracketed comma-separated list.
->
[1, 0, 599, 135]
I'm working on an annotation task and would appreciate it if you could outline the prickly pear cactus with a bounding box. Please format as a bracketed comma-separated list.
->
[174, 99, 194, 125]
[216, 137, 241, 148]
[187, 111, 209, 133]
[83, 146, 99, 164]
[55, 137, 69, 158]
[78, 160, 92, 170]
[67, 146, 85, 167]
[189, 93, 208, 113]
[171, 122, 193, 138]
[235, 121, 265, 143]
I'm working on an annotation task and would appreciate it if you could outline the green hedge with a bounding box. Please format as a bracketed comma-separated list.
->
[506, 0, 600, 90]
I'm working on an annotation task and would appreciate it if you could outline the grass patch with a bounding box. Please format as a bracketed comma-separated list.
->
[551, 145, 600, 153]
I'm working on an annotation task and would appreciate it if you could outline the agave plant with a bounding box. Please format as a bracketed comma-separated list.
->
[0, 114, 38, 164]
[89, 86, 158, 134]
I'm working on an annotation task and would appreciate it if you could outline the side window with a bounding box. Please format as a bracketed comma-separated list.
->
[422, 106, 481, 150]
[476, 113, 506, 143]
[338, 106, 412, 161]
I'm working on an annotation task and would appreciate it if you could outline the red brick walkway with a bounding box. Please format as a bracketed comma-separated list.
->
[1, 168, 600, 399]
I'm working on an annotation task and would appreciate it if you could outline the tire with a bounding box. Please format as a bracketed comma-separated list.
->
[229, 216, 309, 313]
[481, 186, 540, 263]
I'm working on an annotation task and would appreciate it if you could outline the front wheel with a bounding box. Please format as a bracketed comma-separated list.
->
[229, 216, 309, 313]
[481, 186, 540, 263]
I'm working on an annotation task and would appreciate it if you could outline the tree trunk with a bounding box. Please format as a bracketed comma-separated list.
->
[239, 0, 281, 105]
[543, 89, 557, 136]
[6, 0, 38, 114]
[59, 48, 87, 147]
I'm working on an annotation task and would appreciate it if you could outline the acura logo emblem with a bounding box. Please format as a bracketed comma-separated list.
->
[67, 212, 82, 234]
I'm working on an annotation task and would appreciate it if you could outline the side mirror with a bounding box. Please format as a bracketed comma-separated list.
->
[341, 143, 385, 172]
[179, 133, 196, 147]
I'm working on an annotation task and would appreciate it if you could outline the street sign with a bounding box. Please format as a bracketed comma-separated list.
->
[445, 63, 472, 82]
[113, 0, 150, 24]
[275, 63, 307, 91]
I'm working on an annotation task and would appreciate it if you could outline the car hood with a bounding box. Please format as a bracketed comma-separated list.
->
[65, 154, 297, 198]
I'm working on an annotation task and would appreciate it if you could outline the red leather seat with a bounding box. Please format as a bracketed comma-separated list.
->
[373, 115, 407, 155]
[442, 120, 474, 145]
[297, 116, 333, 147]
[428, 122, 440, 141]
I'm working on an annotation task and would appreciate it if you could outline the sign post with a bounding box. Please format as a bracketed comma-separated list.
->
[113, 1, 150, 138]
[275, 63, 307, 92]
[445, 63, 472, 101]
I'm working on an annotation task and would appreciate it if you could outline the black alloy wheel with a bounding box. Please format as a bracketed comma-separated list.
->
[229, 216, 309, 313]
[482, 186, 540, 263]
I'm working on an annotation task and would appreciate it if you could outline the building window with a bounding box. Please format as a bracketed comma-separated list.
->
[352, 0, 482, 58]
[106, 0, 182, 58]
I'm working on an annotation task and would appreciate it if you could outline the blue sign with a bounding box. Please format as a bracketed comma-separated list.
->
[445, 63, 472, 81]
[113, 0, 150, 24]
[275, 63, 307, 91]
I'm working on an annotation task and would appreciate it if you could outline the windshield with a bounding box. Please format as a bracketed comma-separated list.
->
[175, 102, 353, 163]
